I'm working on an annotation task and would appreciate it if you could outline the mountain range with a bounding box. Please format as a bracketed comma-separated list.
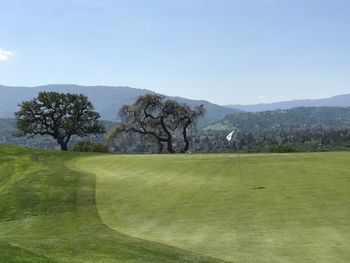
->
[226, 94, 350, 112]
[0, 84, 239, 127]
[1, 85, 349, 127]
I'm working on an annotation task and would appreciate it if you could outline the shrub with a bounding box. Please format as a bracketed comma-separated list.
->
[72, 141, 109, 153]
[268, 144, 297, 153]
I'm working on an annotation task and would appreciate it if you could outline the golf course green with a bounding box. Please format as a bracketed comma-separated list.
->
[1, 144, 349, 262]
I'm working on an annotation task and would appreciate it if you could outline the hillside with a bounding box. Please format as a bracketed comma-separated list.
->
[0, 144, 222, 263]
[206, 107, 350, 131]
[0, 84, 239, 127]
[226, 94, 350, 112]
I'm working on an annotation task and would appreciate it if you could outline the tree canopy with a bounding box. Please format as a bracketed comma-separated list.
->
[108, 94, 205, 153]
[16, 91, 104, 151]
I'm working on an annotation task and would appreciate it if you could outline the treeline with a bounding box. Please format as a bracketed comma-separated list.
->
[105, 127, 350, 153]
[206, 107, 350, 131]
[110, 107, 350, 153]
[2, 120, 350, 153]
[191, 128, 350, 153]
[194, 107, 350, 152]
[2, 103, 350, 153]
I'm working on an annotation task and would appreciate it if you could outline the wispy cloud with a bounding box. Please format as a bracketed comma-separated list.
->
[0, 48, 14, 61]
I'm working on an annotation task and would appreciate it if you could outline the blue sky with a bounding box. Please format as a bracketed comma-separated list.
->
[0, 0, 349, 105]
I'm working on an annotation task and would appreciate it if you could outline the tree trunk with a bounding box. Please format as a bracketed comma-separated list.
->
[166, 140, 175, 153]
[181, 119, 191, 153]
[181, 126, 190, 153]
[57, 139, 68, 151]
[157, 141, 164, 153]
[160, 117, 175, 153]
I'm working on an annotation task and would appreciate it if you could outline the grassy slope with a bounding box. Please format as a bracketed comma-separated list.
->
[0, 144, 223, 263]
[76, 153, 350, 263]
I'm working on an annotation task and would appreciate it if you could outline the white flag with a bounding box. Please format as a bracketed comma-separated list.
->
[226, 130, 236, 141]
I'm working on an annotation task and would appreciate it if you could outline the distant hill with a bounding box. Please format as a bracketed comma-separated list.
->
[0, 84, 240, 127]
[205, 106, 350, 131]
[226, 94, 350, 112]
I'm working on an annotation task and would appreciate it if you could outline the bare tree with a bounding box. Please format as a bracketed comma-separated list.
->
[107, 94, 205, 153]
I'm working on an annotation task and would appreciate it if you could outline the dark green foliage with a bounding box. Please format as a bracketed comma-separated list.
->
[268, 144, 297, 153]
[72, 141, 109, 153]
[206, 107, 350, 132]
[108, 127, 350, 153]
[3, 106, 350, 153]
[190, 128, 350, 153]
[198, 107, 350, 153]
[15, 92, 104, 151]
[0, 119, 114, 149]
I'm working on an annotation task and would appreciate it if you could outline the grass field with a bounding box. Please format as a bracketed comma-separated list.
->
[1, 144, 350, 262]
[76, 152, 350, 263]
[0, 145, 221, 263]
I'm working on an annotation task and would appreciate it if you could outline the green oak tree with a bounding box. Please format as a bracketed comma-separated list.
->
[16, 91, 104, 151]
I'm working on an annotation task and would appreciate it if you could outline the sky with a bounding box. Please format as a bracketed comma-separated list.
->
[0, 0, 349, 105]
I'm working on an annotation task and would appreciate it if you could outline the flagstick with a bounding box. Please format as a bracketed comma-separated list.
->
[227, 129, 246, 186]
[236, 134, 260, 189]
[233, 131, 245, 186]
[235, 139, 244, 185]
[227, 130, 262, 189]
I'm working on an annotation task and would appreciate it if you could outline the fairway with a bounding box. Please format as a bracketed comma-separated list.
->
[1, 144, 350, 262]
[76, 152, 350, 263]
[0, 145, 221, 263]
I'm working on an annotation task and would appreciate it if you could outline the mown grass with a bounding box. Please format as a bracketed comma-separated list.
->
[0, 243, 55, 263]
[1, 143, 349, 262]
[76, 152, 350, 263]
[0, 144, 223, 263]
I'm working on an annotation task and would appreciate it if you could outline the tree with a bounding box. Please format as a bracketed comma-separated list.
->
[16, 91, 104, 151]
[108, 94, 205, 153]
